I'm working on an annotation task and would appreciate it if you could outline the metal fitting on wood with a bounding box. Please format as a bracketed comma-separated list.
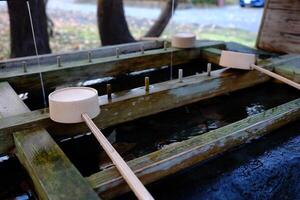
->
[145, 77, 150, 93]
[57, 56, 62, 67]
[178, 69, 183, 82]
[141, 45, 145, 54]
[107, 84, 112, 101]
[207, 63, 212, 76]
[22, 61, 27, 73]
[116, 48, 120, 58]
[164, 40, 168, 51]
[88, 51, 92, 63]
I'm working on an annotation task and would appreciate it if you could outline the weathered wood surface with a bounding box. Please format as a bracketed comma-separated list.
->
[201, 47, 300, 82]
[257, 0, 300, 53]
[87, 98, 300, 199]
[0, 41, 163, 68]
[268, 0, 300, 11]
[14, 129, 101, 200]
[0, 41, 225, 93]
[0, 82, 100, 199]
[0, 82, 30, 154]
[0, 82, 29, 117]
[0, 68, 270, 154]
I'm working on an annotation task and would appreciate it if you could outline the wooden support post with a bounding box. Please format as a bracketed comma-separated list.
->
[0, 82, 100, 200]
[0, 68, 270, 154]
[87, 98, 300, 199]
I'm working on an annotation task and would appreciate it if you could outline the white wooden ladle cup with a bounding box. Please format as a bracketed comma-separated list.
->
[49, 87, 154, 200]
[219, 50, 300, 90]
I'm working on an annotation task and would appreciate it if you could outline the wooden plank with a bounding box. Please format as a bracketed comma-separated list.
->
[14, 128, 100, 200]
[0, 41, 163, 69]
[0, 82, 29, 117]
[0, 68, 270, 154]
[0, 41, 225, 93]
[87, 98, 300, 199]
[257, 0, 300, 53]
[0, 82, 30, 154]
[0, 82, 100, 199]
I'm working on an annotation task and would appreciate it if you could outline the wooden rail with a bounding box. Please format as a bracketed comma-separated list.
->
[0, 68, 270, 154]
[0, 41, 164, 68]
[0, 82, 100, 200]
[87, 98, 300, 199]
[0, 41, 225, 93]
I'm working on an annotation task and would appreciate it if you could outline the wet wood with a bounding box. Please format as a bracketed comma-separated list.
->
[0, 41, 163, 68]
[257, 0, 300, 53]
[0, 82, 100, 199]
[14, 128, 101, 200]
[0, 82, 30, 154]
[0, 82, 29, 117]
[87, 98, 300, 199]
[0, 68, 270, 154]
[0, 41, 225, 93]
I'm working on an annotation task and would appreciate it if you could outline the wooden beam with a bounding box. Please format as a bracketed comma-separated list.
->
[0, 41, 225, 93]
[0, 82, 30, 116]
[0, 82, 30, 154]
[0, 68, 270, 154]
[87, 98, 300, 199]
[0, 41, 163, 69]
[14, 128, 101, 200]
[0, 82, 100, 200]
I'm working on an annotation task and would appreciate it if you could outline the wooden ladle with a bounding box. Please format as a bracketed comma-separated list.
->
[219, 50, 300, 90]
[49, 87, 154, 200]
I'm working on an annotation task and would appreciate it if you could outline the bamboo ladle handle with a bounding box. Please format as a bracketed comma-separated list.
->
[251, 64, 300, 90]
[81, 113, 154, 200]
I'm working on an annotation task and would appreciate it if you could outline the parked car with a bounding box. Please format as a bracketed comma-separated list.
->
[240, 0, 265, 7]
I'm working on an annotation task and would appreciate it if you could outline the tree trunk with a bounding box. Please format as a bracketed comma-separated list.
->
[97, 0, 177, 46]
[7, 0, 51, 58]
[97, 0, 136, 46]
[145, 0, 178, 37]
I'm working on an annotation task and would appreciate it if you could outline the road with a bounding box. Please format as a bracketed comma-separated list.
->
[0, 0, 263, 32]
[45, 0, 263, 33]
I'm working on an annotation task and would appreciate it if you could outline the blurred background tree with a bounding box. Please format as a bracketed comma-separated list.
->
[7, 0, 51, 58]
